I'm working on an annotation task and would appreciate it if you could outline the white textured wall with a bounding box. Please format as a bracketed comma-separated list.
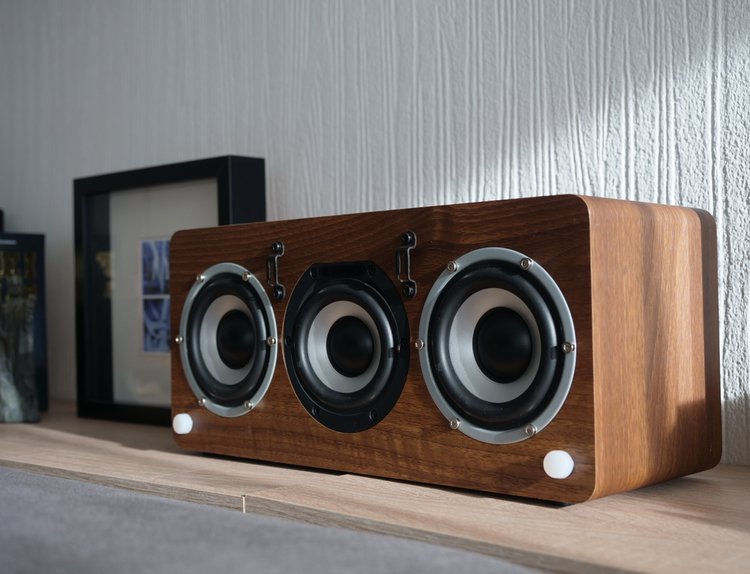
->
[1, 0, 748, 464]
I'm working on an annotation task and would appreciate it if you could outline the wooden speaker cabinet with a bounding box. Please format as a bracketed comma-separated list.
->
[170, 195, 720, 503]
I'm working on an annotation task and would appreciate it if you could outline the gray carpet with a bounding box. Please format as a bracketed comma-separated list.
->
[0, 467, 538, 573]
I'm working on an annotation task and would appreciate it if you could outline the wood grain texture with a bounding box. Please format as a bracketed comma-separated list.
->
[172, 195, 596, 503]
[582, 197, 722, 498]
[170, 194, 720, 502]
[1, 406, 748, 574]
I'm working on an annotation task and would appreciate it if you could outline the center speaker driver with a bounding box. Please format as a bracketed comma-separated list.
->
[283, 261, 409, 432]
[170, 195, 721, 503]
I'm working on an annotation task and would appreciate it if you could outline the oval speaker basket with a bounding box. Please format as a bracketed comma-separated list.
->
[284, 261, 409, 433]
[178, 262, 278, 417]
[419, 247, 576, 444]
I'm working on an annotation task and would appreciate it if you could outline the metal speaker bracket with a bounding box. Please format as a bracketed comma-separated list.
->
[396, 231, 417, 299]
[266, 240, 285, 300]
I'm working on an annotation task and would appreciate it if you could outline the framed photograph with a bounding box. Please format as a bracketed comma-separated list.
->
[0, 233, 47, 422]
[140, 238, 171, 355]
[75, 156, 265, 425]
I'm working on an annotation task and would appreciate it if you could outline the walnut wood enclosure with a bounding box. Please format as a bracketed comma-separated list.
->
[170, 195, 720, 503]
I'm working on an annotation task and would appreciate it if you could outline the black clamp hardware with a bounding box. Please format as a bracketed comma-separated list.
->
[266, 241, 285, 300]
[396, 231, 417, 298]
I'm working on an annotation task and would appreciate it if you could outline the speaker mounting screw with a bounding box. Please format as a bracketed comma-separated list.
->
[446, 261, 458, 273]
[196, 273, 205, 283]
[244, 401, 255, 411]
[174, 335, 183, 345]
[266, 336, 277, 347]
[449, 418, 461, 430]
[197, 397, 206, 407]
[414, 338, 425, 350]
[525, 424, 537, 437]
[242, 271, 251, 282]
[520, 258, 533, 270]
[562, 341, 576, 353]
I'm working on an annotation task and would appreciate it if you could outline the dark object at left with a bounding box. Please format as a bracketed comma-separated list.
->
[0, 233, 47, 422]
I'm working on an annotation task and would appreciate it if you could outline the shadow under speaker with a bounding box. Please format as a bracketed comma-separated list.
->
[170, 195, 721, 503]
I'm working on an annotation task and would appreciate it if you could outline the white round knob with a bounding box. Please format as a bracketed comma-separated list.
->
[172, 413, 194, 435]
[543, 450, 574, 479]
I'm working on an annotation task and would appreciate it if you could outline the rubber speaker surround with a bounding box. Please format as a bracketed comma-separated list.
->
[179, 263, 277, 417]
[419, 248, 576, 444]
[284, 262, 409, 433]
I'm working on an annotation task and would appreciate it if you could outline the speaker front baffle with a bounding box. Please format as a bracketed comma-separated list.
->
[170, 195, 721, 503]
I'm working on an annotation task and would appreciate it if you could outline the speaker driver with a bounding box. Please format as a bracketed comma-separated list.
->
[179, 262, 277, 417]
[284, 262, 409, 433]
[418, 248, 576, 444]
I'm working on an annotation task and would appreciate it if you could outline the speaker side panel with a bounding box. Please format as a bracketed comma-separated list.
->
[170, 195, 596, 503]
[584, 197, 722, 499]
[696, 209, 723, 469]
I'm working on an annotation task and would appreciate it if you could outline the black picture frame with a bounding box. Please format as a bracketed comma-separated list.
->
[75, 156, 265, 426]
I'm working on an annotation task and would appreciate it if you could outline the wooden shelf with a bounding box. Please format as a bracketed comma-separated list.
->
[1, 402, 747, 573]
